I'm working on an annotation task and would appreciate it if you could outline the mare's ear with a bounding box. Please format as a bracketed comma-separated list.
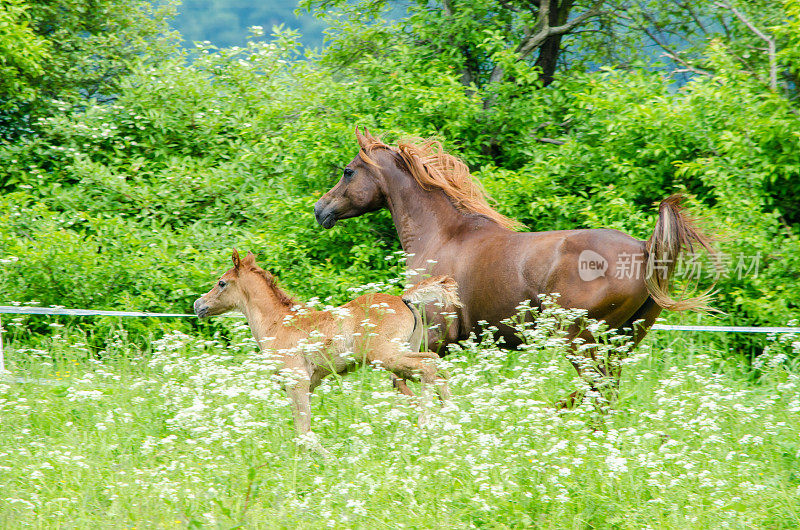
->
[242, 251, 256, 268]
[355, 125, 367, 149]
[232, 248, 241, 269]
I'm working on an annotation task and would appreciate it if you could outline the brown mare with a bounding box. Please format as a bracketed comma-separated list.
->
[194, 250, 458, 441]
[314, 128, 715, 405]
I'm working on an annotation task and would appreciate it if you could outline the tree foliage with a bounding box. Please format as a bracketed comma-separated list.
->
[0, 0, 50, 105]
[0, 0, 178, 139]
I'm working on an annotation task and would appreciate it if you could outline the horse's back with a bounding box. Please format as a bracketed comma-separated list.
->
[468, 227, 644, 287]
[453, 226, 649, 332]
[342, 292, 416, 343]
[517, 228, 650, 325]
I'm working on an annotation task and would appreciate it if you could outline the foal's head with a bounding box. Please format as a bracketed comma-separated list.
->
[194, 249, 257, 318]
[194, 249, 292, 318]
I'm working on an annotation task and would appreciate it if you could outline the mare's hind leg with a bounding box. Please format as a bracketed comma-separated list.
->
[622, 296, 663, 347]
[556, 330, 622, 410]
[557, 297, 663, 410]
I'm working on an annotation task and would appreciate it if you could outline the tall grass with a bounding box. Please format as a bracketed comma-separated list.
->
[1, 308, 799, 528]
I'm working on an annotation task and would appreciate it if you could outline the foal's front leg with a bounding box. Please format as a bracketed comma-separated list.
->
[285, 374, 312, 435]
[285, 370, 332, 458]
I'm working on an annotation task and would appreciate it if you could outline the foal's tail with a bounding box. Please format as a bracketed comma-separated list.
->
[645, 194, 718, 312]
[402, 275, 462, 308]
[402, 276, 462, 352]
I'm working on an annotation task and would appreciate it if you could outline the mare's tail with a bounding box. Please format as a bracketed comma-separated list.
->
[402, 276, 462, 308]
[645, 194, 718, 312]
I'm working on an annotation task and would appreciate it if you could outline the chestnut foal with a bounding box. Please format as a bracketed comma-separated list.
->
[194, 250, 458, 440]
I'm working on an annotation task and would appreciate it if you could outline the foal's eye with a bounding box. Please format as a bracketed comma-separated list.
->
[343, 167, 354, 179]
[218, 280, 227, 288]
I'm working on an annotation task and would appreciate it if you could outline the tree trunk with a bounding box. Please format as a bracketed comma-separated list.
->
[534, 0, 574, 86]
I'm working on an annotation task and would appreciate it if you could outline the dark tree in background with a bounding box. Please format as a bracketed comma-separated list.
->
[304, 0, 790, 99]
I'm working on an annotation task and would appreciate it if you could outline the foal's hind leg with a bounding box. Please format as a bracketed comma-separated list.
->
[391, 375, 415, 397]
[394, 352, 451, 403]
[389, 352, 450, 427]
[369, 347, 451, 414]
[388, 307, 459, 398]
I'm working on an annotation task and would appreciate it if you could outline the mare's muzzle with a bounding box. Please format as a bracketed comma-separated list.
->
[314, 198, 338, 229]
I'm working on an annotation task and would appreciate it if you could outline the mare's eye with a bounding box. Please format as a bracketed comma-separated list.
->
[218, 280, 227, 288]
[343, 167, 354, 179]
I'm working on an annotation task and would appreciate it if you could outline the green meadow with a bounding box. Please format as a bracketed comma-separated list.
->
[2, 309, 799, 528]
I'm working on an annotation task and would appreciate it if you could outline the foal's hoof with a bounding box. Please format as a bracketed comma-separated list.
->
[297, 433, 335, 462]
[392, 375, 415, 397]
[441, 401, 458, 414]
[554, 397, 574, 410]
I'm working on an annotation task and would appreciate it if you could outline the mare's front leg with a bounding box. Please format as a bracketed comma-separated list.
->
[423, 306, 462, 354]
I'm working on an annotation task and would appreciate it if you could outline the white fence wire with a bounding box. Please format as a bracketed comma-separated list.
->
[1, 305, 798, 375]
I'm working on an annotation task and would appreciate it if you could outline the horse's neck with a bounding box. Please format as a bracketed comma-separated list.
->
[385, 176, 468, 260]
[239, 285, 294, 350]
[384, 172, 495, 269]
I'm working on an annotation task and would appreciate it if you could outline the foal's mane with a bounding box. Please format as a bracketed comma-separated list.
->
[249, 267, 298, 309]
[356, 128, 523, 230]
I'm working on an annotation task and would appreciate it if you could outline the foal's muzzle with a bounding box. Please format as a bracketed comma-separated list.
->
[314, 199, 338, 229]
[193, 298, 209, 318]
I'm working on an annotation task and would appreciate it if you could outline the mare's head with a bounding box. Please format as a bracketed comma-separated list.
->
[313, 127, 390, 229]
[313, 126, 522, 230]
[194, 250, 283, 318]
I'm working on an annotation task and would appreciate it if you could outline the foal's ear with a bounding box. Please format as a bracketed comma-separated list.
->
[242, 251, 256, 268]
[232, 248, 242, 269]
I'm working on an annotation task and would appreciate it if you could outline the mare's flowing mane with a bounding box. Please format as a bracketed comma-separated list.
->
[356, 128, 523, 230]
